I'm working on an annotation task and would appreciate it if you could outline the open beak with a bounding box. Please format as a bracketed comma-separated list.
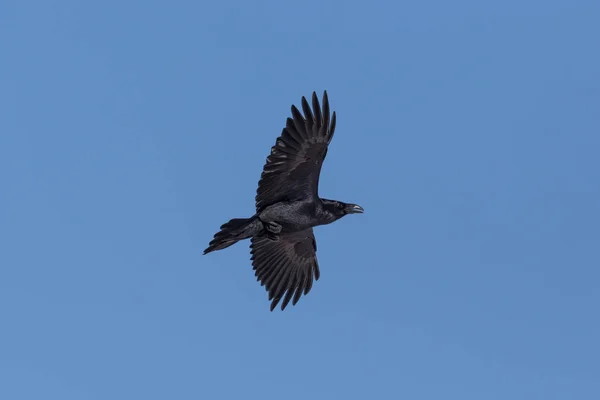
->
[346, 204, 364, 214]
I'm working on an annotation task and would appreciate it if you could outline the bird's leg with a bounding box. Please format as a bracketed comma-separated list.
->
[264, 221, 282, 241]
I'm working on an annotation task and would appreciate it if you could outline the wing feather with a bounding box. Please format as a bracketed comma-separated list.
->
[285, 118, 304, 143]
[291, 106, 307, 138]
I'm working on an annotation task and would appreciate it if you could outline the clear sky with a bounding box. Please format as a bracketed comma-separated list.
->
[1, 1, 599, 399]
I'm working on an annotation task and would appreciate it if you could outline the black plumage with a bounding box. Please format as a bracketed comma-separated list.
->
[204, 91, 363, 311]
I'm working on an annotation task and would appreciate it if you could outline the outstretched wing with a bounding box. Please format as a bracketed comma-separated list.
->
[255, 91, 337, 212]
[250, 229, 320, 311]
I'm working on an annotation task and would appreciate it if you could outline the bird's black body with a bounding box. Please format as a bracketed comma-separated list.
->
[204, 91, 363, 311]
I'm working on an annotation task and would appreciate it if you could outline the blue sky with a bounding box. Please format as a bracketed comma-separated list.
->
[1, 1, 599, 399]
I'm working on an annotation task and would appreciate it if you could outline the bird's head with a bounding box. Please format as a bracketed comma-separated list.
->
[322, 199, 364, 220]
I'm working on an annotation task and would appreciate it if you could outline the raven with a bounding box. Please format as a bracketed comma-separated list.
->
[204, 91, 363, 311]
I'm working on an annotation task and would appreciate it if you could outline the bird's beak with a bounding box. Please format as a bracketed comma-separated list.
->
[346, 204, 364, 214]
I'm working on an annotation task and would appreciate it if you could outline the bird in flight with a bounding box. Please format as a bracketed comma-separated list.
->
[204, 91, 363, 311]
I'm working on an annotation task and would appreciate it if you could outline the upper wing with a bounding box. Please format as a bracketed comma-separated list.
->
[255, 91, 337, 212]
[250, 228, 320, 311]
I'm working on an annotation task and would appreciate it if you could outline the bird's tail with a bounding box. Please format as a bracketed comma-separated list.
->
[203, 217, 262, 255]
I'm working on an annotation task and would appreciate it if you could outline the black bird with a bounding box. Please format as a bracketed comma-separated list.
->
[204, 91, 363, 311]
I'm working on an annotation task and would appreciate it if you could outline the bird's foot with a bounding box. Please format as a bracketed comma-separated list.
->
[265, 221, 282, 234]
[265, 221, 282, 241]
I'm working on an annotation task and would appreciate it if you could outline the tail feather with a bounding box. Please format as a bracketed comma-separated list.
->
[204, 217, 262, 255]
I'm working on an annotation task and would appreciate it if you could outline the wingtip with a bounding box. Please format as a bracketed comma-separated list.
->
[203, 244, 216, 255]
[269, 296, 286, 311]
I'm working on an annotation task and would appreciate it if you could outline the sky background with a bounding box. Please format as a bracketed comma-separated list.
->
[1, 1, 599, 399]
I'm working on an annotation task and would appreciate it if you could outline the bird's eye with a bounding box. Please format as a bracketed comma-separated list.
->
[337, 203, 344, 209]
